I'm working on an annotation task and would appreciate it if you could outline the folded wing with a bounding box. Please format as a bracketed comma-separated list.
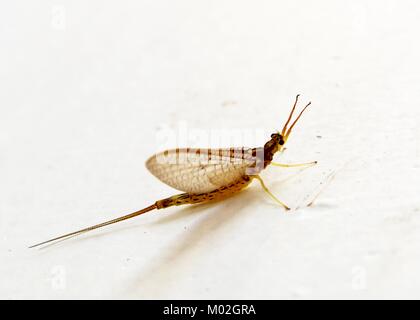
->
[146, 148, 257, 194]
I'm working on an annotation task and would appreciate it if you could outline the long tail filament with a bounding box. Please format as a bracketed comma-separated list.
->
[29, 204, 157, 248]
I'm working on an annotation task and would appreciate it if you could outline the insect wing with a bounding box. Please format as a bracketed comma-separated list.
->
[146, 148, 257, 193]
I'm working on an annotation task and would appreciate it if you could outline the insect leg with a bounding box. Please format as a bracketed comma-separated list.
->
[253, 175, 290, 210]
[270, 161, 317, 168]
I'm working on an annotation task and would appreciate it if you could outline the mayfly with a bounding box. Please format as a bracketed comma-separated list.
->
[30, 95, 316, 248]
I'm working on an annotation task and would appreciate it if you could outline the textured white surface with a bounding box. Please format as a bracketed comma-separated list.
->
[1, 0, 419, 299]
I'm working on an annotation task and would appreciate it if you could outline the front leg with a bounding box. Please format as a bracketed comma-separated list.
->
[270, 161, 317, 168]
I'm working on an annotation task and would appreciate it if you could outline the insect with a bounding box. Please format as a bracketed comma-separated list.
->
[30, 95, 316, 248]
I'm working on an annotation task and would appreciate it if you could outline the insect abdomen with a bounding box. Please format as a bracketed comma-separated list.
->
[155, 176, 252, 209]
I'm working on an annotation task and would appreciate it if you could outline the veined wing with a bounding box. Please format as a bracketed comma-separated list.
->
[146, 148, 259, 194]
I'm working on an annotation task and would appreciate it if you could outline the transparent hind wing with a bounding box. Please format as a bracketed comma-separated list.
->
[146, 148, 256, 194]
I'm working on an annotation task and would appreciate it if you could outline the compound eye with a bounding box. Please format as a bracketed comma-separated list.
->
[279, 139, 285, 145]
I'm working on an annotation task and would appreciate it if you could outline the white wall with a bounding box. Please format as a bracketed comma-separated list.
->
[1, 0, 419, 299]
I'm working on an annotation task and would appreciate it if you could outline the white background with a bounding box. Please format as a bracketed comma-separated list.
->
[1, 0, 419, 299]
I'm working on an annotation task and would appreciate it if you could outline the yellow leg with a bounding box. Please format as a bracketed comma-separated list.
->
[271, 160, 317, 168]
[253, 175, 290, 210]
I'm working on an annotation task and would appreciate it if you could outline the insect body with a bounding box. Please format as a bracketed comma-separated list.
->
[30, 95, 315, 248]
